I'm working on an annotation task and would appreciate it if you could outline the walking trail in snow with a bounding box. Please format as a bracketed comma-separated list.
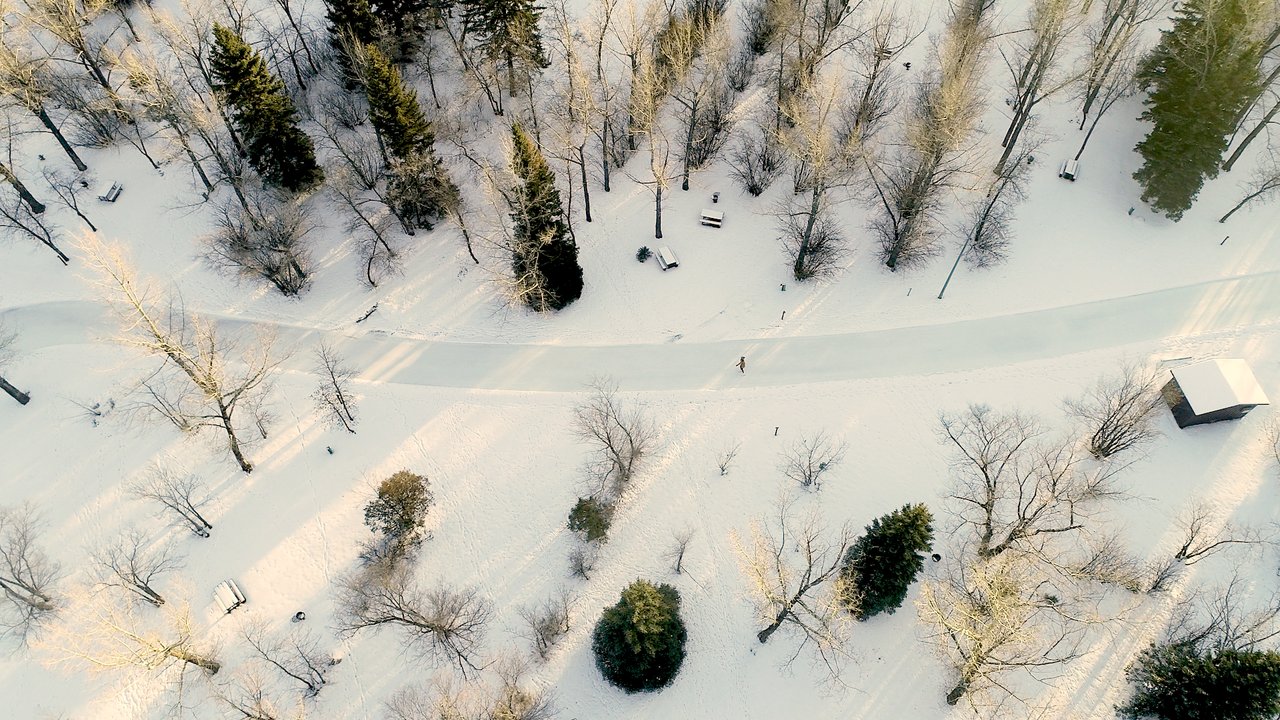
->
[5, 268, 1279, 393]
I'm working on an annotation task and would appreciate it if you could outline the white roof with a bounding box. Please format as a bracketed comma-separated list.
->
[1172, 359, 1270, 414]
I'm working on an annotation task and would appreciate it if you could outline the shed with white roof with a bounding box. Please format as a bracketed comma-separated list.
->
[1162, 359, 1269, 428]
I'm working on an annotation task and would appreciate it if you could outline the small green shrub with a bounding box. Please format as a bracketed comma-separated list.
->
[568, 496, 613, 542]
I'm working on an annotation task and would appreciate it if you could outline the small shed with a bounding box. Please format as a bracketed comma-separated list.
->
[1162, 358, 1269, 428]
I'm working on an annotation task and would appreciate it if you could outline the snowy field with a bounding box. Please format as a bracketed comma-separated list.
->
[2, 0, 1280, 718]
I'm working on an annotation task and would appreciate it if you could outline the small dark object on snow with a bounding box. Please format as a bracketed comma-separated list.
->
[1128, 207, 1135, 215]
[292, 611, 306, 622]
[736, 356, 746, 373]
[781, 310, 786, 320]
[903, 62, 911, 70]
[636, 246, 652, 262]
[80, 180, 89, 188]
[356, 304, 379, 323]
[326, 446, 334, 455]
[932, 553, 941, 562]
[712, 191, 720, 203]
[1027, 155, 1034, 165]
[774, 426, 779, 436]
[38, 154, 45, 161]
[780, 283, 786, 291]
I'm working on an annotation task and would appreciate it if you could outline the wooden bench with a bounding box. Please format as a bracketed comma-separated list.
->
[213, 579, 247, 614]
[98, 182, 123, 202]
[699, 208, 724, 228]
[655, 246, 679, 270]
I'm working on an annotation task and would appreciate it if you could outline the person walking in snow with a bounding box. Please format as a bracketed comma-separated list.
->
[736, 356, 746, 373]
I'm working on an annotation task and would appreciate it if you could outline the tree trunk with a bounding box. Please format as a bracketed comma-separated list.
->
[170, 648, 221, 674]
[1, 165, 47, 214]
[793, 184, 822, 279]
[36, 108, 87, 171]
[1075, 103, 1108, 160]
[578, 144, 592, 222]
[1223, 97, 1280, 172]
[756, 612, 787, 643]
[654, 184, 663, 239]
[218, 404, 252, 473]
[1219, 182, 1278, 222]
[0, 376, 30, 405]
[600, 121, 612, 192]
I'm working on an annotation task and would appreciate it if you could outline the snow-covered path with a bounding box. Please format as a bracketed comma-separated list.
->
[5, 268, 1280, 392]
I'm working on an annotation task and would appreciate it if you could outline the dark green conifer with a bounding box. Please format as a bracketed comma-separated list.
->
[210, 25, 323, 192]
[592, 580, 687, 692]
[461, 0, 550, 94]
[1133, 0, 1264, 220]
[838, 503, 934, 620]
[508, 122, 583, 311]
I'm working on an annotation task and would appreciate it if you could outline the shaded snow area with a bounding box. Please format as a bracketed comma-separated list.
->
[3, 0, 1280, 717]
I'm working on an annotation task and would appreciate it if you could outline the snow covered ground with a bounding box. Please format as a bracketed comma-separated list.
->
[2, 0, 1280, 718]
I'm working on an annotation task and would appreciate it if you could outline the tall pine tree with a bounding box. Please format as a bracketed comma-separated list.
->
[363, 44, 436, 160]
[363, 44, 458, 232]
[370, 0, 433, 61]
[509, 122, 583, 311]
[461, 0, 550, 95]
[210, 25, 324, 192]
[1133, 0, 1265, 220]
[324, 0, 379, 83]
[838, 503, 934, 621]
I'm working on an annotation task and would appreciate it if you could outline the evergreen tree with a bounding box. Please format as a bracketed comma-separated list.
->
[324, 0, 378, 50]
[209, 25, 324, 192]
[1120, 643, 1280, 720]
[323, 0, 379, 84]
[1133, 0, 1265, 220]
[387, 154, 459, 232]
[363, 470, 434, 552]
[508, 122, 583, 311]
[370, 0, 432, 61]
[838, 503, 934, 621]
[461, 0, 550, 95]
[363, 44, 436, 160]
[592, 579, 687, 692]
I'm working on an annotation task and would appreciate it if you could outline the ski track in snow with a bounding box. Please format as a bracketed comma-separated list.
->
[5, 268, 1280, 393]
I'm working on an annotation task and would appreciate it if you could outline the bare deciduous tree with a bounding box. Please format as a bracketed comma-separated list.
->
[0, 321, 31, 405]
[206, 194, 314, 297]
[0, 38, 87, 170]
[728, 123, 786, 195]
[567, 542, 598, 580]
[336, 562, 491, 677]
[918, 554, 1095, 709]
[779, 431, 847, 490]
[1170, 502, 1261, 566]
[85, 238, 282, 472]
[573, 378, 654, 493]
[734, 496, 853, 675]
[50, 599, 221, 676]
[312, 342, 358, 433]
[219, 668, 305, 720]
[665, 528, 695, 574]
[518, 587, 573, 661]
[129, 463, 213, 537]
[0, 503, 60, 642]
[717, 441, 741, 476]
[89, 529, 181, 607]
[1220, 144, 1280, 222]
[1164, 575, 1280, 651]
[42, 167, 97, 232]
[993, 0, 1080, 174]
[941, 404, 1121, 560]
[243, 620, 331, 697]
[870, 3, 988, 271]
[385, 655, 554, 720]
[1065, 365, 1163, 459]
